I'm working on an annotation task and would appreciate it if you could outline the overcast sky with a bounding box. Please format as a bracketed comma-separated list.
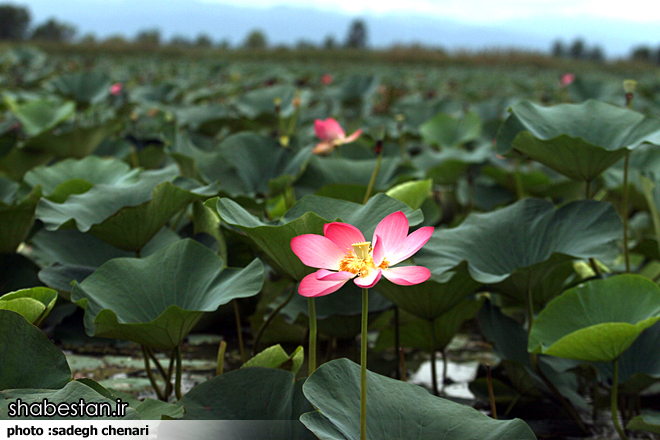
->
[11, 0, 660, 56]
[196, 0, 660, 23]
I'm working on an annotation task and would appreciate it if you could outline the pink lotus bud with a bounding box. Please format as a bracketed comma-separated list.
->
[110, 83, 123, 96]
[560, 73, 575, 87]
[321, 74, 333, 85]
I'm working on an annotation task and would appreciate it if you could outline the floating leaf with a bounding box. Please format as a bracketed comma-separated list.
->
[0, 287, 57, 326]
[0, 185, 41, 253]
[385, 179, 432, 210]
[4, 97, 75, 137]
[415, 198, 621, 305]
[50, 71, 111, 105]
[0, 310, 71, 390]
[301, 358, 536, 440]
[419, 111, 482, 148]
[529, 275, 660, 362]
[37, 167, 217, 251]
[71, 239, 264, 349]
[496, 100, 660, 181]
[242, 345, 304, 376]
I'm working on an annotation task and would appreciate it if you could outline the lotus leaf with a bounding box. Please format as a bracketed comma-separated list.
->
[71, 239, 265, 349]
[529, 274, 660, 362]
[301, 358, 536, 440]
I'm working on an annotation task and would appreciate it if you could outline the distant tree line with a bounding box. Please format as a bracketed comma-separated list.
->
[550, 38, 604, 62]
[0, 4, 76, 42]
[629, 45, 660, 64]
[0, 4, 369, 51]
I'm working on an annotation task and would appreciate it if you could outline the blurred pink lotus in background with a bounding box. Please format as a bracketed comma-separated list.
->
[560, 73, 575, 87]
[110, 82, 123, 95]
[321, 73, 333, 85]
[313, 118, 362, 154]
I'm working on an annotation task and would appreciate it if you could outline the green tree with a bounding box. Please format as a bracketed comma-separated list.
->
[243, 29, 267, 50]
[551, 40, 564, 57]
[0, 4, 31, 40]
[195, 33, 212, 47]
[632, 45, 652, 62]
[135, 28, 160, 46]
[345, 19, 367, 49]
[31, 18, 76, 42]
[323, 35, 336, 49]
[569, 38, 585, 59]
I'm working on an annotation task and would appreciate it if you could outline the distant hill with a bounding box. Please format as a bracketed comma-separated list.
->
[15, 0, 660, 57]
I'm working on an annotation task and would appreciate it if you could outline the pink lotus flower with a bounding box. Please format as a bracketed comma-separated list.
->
[110, 82, 123, 96]
[321, 74, 333, 85]
[291, 211, 433, 297]
[313, 118, 362, 155]
[560, 73, 575, 87]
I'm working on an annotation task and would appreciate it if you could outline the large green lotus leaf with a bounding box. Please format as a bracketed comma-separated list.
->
[301, 358, 536, 440]
[0, 185, 41, 253]
[24, 118, 121, 158]
[215, 193, 422, 280]
[593, 319, 660, 393]
[36, 167, 217, 251]
[24, 156, 137, 196]
[627, 411, 660, 434]
[170, 132, 259, 196]
[35, 228, 181, 301]
[496, 100, 660, 181]
[0, 145, 55, 181]
[0, 175, 19, 204]
[0, 287, 57, 326]
[295, 156, 403, 197]
[217, 132, 312, 195]
[415, 198, 621, 284]
[490, 253, 577, 309]
[70, 239, 265, 349]
[49, 71, 111, 105]
[477, 301, 587, 410]
[384, 179, 432, 210]
[0, 381, 139, 419]
[375, 299, 484, 352]
[419, 111, 482, 148]
[413, 145, 492, 185]
[376, 266, 481, 321]
[0, 310, 71, 390]
[174, 367, 312, 439]
[4, 97, 76, 137]
[529, 274, 660, 362]
[242, 345, 304, 376]
[176, 104, 234, 136]
[237, 85, 296, 119]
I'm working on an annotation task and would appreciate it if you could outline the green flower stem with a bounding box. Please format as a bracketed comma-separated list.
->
[233, 299, 246, 364]
[585, 180, 591, 199]
[623, 151, 631, 273]
[146, 346, 170, 398]
[394, 306, 401, 380]
[216, 340, 227, 376]
[165, 348, 176, 398]
[141, 345, 165, 401]
[308, 297, 317, 375]
[253, 283, 296, 356]
[430, 319, 439, 396]
[174, 345, 183, 401]
[360, 288, 369, 440]
[611, 359, 630, 440]
[363, 151, 383, 204]
[487, 364, 498, 419]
